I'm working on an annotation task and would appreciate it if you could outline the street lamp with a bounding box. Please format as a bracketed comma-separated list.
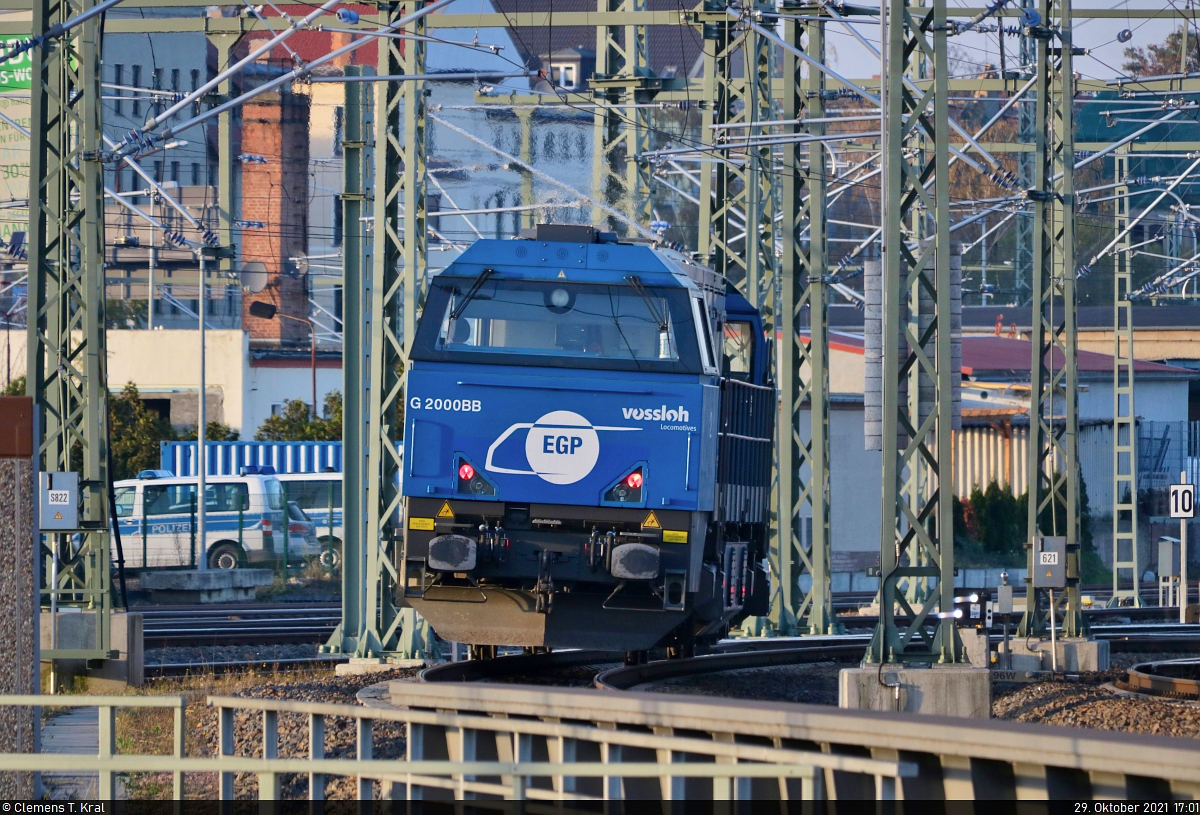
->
[248, 300, 318, 420]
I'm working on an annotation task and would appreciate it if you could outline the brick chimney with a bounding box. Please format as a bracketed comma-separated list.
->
[240, 90, 311, 346]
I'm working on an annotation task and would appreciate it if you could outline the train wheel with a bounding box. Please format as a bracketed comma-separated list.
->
[666, 640, 695, 660]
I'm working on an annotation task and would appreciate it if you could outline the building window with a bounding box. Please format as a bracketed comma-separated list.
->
[190, 69, 200, 115]
[549, 63, 576, 89]
[151, 68, 163, 115]
[113, 64, 124, 115]
[153, 160, 163, 182]
[170, 68, 180, 92]
[131, 65, 142, 117]
[170, 161, 180, 183]
[191, 162, 201, 186]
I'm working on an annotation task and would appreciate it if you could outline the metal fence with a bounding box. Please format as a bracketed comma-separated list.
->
[161, 441, 343, 476]
[7, 683, 1200, 800]
[0, 694, 909, 801]
[1190, 420, 1200, 485]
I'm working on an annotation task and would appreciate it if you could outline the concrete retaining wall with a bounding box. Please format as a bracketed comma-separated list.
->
[0, 458, 37, 797]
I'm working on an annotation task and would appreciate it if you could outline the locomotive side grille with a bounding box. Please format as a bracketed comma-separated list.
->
[715, 378, 775, 525]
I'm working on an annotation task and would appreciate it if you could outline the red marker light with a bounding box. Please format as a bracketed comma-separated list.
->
[458, 463, 476, 481]
[625, 470, 643, 489]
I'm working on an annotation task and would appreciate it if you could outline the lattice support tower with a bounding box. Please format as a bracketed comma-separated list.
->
[591, 0, 655, 234]
[328, 65, 377, 657]
[1013, 0, 1036, 303]
[1110, 147, 1140, 607]
[771, 2, 835, 636]
[866, 0, 962, 665]
[27, 0, 114, 660]
[333, 1, 434, 659]
[698, 0, 777, 320]
[1019, 0, 1085, 638]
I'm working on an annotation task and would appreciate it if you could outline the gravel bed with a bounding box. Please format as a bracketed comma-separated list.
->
[145, 644, 321, 667]
[127, 668, 420, 800]
[636, 662, 845, 705]
[992, 651, 1200, 739]
[992, 681, 1200, 738]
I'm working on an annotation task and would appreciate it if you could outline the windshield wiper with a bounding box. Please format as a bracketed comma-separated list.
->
[625, 275, 669, 331]
[449, 267, 495, 321]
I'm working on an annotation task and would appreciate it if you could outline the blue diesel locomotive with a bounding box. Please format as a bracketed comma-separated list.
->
[400, 224, 774, 655]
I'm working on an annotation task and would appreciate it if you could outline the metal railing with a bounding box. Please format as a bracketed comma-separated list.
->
[0, 693, 911, 801]
[10, 680, 1200, 800]
[397, 683, 1200, 800]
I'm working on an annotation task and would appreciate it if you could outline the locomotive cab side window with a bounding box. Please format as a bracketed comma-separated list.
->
[691, 296, 718, 375]
[723, 321, 754, 380]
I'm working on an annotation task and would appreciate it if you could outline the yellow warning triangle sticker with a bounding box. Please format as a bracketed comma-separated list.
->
[557, 271, 567, 278]
[436, 501, 455, 519]
[641, 511, 661, 529]
[53, 512, 62, 520]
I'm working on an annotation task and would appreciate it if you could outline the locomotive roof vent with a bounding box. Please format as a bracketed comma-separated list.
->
[518, 223, 619, 244]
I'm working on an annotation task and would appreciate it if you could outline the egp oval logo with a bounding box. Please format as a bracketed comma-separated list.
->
[486, 410, 639, 485]
[525, 411, 600, 485]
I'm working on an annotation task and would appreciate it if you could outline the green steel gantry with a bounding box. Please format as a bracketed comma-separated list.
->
[591, 0, 657, 234]
[1020, 0, 1084, 638]
[1013, 0, 1036, 303]
[867, 0, 962, 664]
[332, 66, 377, 657]
[28, 0, 115, 662]
[772, 2, 835, 636]
[327, 0, 435, 660]
[1110, 147, 1141, 608]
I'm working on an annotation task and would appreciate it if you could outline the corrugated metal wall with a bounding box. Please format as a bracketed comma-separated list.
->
[161, 441, 343, 476]
[954, 420, 1195, 511]
[954, 422, 1112, 504]
[954, 423, 1030, 498]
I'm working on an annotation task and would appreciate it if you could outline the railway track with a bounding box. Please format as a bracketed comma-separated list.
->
[421, 624, 1200, 691]
[144, 655, 349, 678]
[1124, 659, 1200, 700]
[132, 587, 1184, 650]
[140, 602, 341, 647]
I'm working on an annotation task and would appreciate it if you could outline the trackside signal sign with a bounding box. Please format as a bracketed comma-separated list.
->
[1170, 483, 1195, 519]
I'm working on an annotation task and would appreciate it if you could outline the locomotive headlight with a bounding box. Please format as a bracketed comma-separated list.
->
[550, 288, 570, 308]
[603, 467, 645, 504]
[456, 458, 496, 496]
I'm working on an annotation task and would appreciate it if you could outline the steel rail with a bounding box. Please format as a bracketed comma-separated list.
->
[420, 649, 622, 683]
[1125, 659, 1200, 699]
[595, 641, 869, 691]
[144, 655, 349, 678]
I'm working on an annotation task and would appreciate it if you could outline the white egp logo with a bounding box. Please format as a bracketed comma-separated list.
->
[486, 410, 639, 485]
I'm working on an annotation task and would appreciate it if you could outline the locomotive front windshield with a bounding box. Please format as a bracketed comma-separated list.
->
[411, 275, 705, 373]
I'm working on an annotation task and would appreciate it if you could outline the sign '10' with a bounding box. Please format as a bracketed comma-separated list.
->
[1169, 483, 1195, 519]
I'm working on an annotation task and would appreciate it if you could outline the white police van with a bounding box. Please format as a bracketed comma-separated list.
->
[113, 469, 318, 569]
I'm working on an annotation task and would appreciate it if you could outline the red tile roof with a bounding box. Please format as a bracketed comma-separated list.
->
[962, 336, 1193, 377]
[800, 332, 1194, 378]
